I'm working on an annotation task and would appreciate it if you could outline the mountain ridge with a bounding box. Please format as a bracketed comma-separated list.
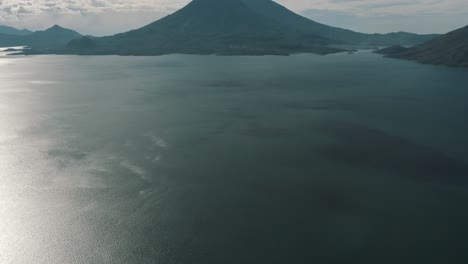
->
[0, 25, 33, 36]
[376, 25, 468, 67]
[0, 25, 82, 51]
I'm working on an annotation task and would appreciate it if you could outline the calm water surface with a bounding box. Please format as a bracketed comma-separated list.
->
[1, 52, 468, 263]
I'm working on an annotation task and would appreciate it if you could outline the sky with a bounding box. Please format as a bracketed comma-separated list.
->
[0, 0, 467, 36]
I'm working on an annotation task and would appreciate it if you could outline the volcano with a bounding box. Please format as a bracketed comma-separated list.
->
[61, 0, 436, 56]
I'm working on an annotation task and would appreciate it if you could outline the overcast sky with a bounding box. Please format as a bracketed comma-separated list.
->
[0, 0, 467, 36]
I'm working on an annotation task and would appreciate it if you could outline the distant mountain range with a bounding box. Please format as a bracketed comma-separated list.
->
[376, 25, 468, 67]
[61, 0, 438, 56]
[1, 0, 440, 56]
[0, 25, 33, 36]
[0, 25, 82, 51]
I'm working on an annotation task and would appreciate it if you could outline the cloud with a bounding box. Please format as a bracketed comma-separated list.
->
[0, 0, 187, 17]
[274, 0, 468, 33]
[0, 0, 190, 35]
[275, 0, 468, 17]
[0, 1, 186, 22]
[301, 8, 468, 34]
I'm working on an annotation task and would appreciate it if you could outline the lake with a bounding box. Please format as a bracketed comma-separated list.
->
[1, 51, 467, 263]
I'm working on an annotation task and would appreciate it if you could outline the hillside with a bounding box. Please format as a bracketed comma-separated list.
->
[0, 25, 32, 36]
[0, 25, 82, 50]
[376, 25, 468, 67]
[239, 0, 437, 46]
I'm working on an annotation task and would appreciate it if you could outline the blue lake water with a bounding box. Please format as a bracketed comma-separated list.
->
[1, 51, 468, 263]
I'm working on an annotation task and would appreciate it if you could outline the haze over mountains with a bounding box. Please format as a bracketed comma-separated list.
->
[376, 25, 468, 68]
[0, 25, 32, 36]
[0, 25, 82, 51]
[1, 0, 439, 56]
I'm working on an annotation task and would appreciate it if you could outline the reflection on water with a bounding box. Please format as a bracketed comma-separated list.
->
[315, 121, 468, 184]
[0, 46, 26, 57]
[1, 52, 468, 264]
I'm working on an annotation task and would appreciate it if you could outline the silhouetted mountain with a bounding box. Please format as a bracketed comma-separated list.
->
[376, 25, 468, 67]
[64, 0, 343, 55]
[60, 0, 436, 56]
[0, 25, 82, 50]
[364, 32, 439, 46]
[0, 25, 32, 36]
